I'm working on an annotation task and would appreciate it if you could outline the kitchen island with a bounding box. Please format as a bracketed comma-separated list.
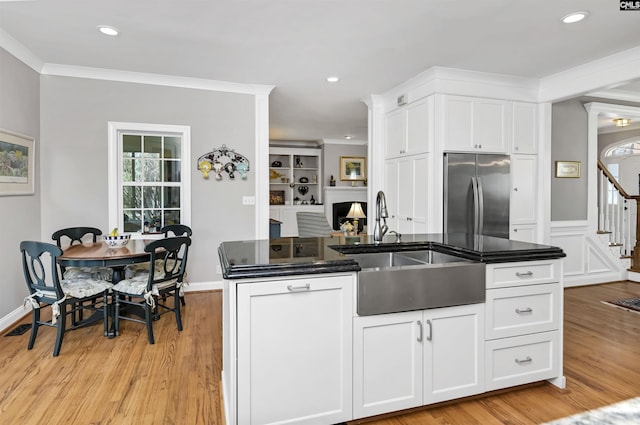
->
[219, 234, 565, 425]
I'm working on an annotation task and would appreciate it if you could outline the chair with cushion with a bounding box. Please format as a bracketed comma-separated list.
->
[296, 212, 334, 237]
[113, 236, 191, 344]
[20, 241, 112, 357]
[51, 227, 113, 281]
[125, 224, 192, 305]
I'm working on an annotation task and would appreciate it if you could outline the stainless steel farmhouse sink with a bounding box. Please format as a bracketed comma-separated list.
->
[350, 250, 486, 316]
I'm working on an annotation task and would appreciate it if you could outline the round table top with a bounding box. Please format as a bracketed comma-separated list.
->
[58, 239, 153, 265]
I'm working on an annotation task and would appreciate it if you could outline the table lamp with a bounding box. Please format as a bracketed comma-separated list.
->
[346, 202, 366, 235]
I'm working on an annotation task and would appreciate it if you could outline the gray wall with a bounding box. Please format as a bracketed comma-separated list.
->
[0, 47, 41, 319]
[322, 143, 368, 187]
[551, 99, 589, 221]
[40, 75, 256, 283]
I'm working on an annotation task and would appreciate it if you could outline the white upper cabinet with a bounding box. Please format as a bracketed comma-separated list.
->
[440, 95, 509, 153]
[511, 102, 537, 154]
[385, 98, 430, 158]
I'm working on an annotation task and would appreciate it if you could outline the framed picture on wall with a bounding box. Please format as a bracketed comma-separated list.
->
[339, 156, 366, 181]
[0, 128, 35, 196]
[555, 161, 581, 178]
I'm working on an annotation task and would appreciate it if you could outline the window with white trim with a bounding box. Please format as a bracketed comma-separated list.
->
[108, 122, 191, 235]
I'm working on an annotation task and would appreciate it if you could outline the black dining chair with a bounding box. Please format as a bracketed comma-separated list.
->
[20, 241, 112, 356]
[52, 226, 113, 325]
[51, 227, 113, 281]
[112, 236, 191, 344]
[161, 224, 192, 305]
[125, 224, 192, 305]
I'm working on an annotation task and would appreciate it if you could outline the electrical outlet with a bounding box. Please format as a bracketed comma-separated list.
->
[242, 196, 256, 205]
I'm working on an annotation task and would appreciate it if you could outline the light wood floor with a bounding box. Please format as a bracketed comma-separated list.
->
[1, 282, 639, 425]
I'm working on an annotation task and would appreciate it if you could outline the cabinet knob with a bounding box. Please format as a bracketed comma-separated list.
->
[515, 146, 519, 151]
[513, 228, 518, 232]
[514, 187, 518, 191]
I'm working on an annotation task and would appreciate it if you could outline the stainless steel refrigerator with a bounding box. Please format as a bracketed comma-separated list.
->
[443, 153, 510, 238]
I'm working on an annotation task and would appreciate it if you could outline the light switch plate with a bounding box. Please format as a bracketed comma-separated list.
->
[242, 196, 256, 205]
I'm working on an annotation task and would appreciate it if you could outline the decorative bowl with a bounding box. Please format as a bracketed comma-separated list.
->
[103, 234, 131, 248]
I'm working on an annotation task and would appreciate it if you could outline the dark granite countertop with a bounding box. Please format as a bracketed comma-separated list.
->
[218, 233, 565, 280]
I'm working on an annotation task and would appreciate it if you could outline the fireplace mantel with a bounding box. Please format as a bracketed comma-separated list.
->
[323, 187, 368, 224]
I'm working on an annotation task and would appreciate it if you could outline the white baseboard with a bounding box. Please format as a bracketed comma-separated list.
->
[1, 280, 223, 334]
[563, 271, 626, 287]
[183, 279, 223, 292]
[628, 270, 640, 282]
[0, 304, 32, 334]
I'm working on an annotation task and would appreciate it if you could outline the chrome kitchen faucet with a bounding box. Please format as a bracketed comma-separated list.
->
[373, 190, 389, 243]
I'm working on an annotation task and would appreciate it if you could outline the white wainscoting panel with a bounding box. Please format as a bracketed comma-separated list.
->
[550, 221, 625, 287]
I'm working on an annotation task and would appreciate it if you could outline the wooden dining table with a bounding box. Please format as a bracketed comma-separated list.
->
[58, 239, 154, 284]
[57, 239, 155, 337]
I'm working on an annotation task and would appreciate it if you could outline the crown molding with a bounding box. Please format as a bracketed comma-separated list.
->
[40, 63, 274, 95]
[0, 27, 43, 72]
[378, 66, 539, 112]
[538, 46, 640, 103]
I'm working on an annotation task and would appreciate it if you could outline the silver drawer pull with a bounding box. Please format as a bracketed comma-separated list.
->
[515, 271, 533, 278]
[516, 308, 533, 314]
[515, 356, 532, 365]
[426, 319, 433, 341]
[287, 284, 310, 292]
[417, 320, 423, 343]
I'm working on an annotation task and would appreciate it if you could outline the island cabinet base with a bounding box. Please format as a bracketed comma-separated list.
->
[221, 259, 565, 425]
[353, 304, 485, 420]
[224, 273, 355, 425]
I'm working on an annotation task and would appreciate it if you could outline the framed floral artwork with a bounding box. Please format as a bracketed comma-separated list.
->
[0, 128, 35, 196]
[339, 156, 366, 181]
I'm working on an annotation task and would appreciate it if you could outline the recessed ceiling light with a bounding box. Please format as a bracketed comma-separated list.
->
[326, 76, 340, 83]
[97, 25, 119, 36]
[345, 135, 352, 140]
[561, 11, 588, 24]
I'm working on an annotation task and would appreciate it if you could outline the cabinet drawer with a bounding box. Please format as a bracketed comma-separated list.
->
[485, 331, 559, 391]
[486, 260, 559, 289]
[486, 283, 559, 340]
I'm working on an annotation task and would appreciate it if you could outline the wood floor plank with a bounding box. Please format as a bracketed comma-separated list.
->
[1, 282, 639, 424]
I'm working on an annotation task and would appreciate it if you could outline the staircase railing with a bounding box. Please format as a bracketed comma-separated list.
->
[597, 160, 640, 271]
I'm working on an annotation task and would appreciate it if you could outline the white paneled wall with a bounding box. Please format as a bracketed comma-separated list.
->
[550, 221, 626, 287]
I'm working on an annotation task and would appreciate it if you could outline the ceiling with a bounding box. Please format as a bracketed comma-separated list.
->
[1, 0, 640, 142]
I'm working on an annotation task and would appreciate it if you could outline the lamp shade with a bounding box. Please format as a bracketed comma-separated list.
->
[347, 202, 366, 219]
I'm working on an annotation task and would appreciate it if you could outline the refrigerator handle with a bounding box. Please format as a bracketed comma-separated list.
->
[477, 177, 485, 235]
[471, 176, 480, 234]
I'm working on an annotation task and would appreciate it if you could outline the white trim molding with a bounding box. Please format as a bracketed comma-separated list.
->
[107, 122, 192, 234]
[41, 63, 274, 96]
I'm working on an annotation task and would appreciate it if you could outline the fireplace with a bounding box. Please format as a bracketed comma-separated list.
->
[333, 201, 368, 232]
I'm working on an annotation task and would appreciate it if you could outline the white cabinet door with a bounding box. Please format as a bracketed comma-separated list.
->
[353, 311, 423, 419]
[385, 98, 430, 158]
[423, 303, 485, 404]
[406, 98, 430, 155]
[385, 108, 405, 158]
[511, 102, 537, 154]
[354, 304, 485, 419]
[441, 95, 508, 153]
[384, 159, 400, 232]
[474, 99, 509, 153]
[387, 154, 428, 235]
[510, 154, 538, 225]
[237, 275, 353, 425]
